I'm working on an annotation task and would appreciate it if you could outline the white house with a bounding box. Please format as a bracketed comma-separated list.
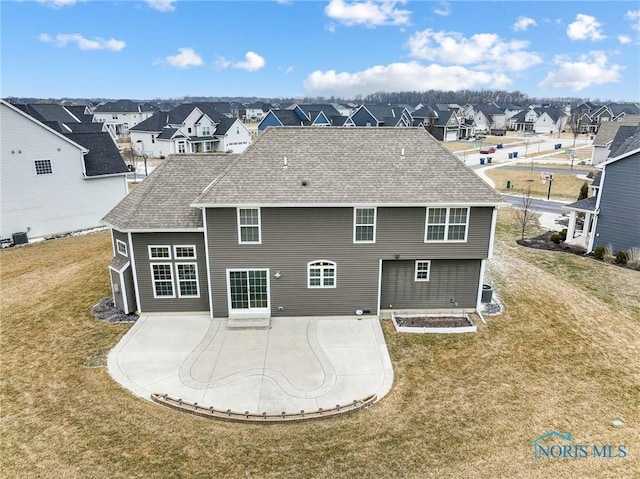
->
[93, 100, 157, 137]
[130, 103, 252, 158]
[0, 100, 129, 241]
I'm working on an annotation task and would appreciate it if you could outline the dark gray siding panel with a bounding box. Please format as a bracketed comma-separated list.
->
[109, 266, 137, 314]
[207, 206, 492, 317]
[380, 259, 480, 309]
[595, 155, 640, 252]
[112, 229, 129, 259]
[131, 232, 209, 313]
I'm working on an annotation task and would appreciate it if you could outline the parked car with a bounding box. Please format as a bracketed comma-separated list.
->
[480, 146, 496, 154]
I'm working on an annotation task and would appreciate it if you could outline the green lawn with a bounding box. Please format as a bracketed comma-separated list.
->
[1, 215, 638, 478]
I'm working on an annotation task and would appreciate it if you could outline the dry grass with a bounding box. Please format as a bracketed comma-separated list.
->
[485, 168, 589, 200]
[1, 219, 639, 478]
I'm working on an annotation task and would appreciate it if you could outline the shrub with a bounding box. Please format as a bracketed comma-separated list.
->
[593, 246, 606, 260]
[550, 233, 562, 244]
[627, 247, 640, 269]
[615, 251, 629, 265]
[586, 171, 595, 179]
[560, 229, 567, 241]
[578, 182, 589, 201]
[603, 244, 616, 263]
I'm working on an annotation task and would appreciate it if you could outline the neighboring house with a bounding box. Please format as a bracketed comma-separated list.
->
[413, 104, 470, 141]
[348, 104, 413, 127]
[257, 104, 342, 132]
[591, 116, 640, 165]
[564, 125, 640, 253]
[93, 99, 158, 136]
[102, 127, 503, 317]
[472, 105, 507, 133]
[0, 99, 128, 241]
[129, 102, 251, 157]
[509, 107, 567, 134]
[571, 102, 640, 134]
[242, 102, 272, 122]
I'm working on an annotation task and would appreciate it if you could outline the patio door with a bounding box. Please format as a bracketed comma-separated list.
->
[227, 269, 270, 317]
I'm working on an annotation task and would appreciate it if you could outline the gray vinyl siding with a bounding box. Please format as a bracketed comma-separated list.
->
[131, 231, 209, 313]
[594, 154, 640, 252]
[112, 230, 129, 258]
[206, 206, 493, 317]
[380, 259, 481, 309]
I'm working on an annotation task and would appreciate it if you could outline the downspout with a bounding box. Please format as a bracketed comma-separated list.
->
[202, 208, 214, 319]
[128, 231, 142, 313]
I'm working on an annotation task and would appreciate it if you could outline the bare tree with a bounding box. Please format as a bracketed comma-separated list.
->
[513, 186, 537, 240]
[121, 147, 138, 181]
[566, 112, 582, 147]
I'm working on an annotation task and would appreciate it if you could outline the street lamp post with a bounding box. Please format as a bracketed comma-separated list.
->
[136, 140, 148, 176]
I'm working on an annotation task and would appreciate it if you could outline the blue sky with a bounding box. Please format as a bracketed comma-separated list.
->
[2, 0, 639, 101]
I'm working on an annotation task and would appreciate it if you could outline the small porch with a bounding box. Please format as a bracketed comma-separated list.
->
[563, 196, 598, 252]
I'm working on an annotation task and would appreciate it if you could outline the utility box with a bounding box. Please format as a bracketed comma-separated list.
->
[12, 232, 28, 245]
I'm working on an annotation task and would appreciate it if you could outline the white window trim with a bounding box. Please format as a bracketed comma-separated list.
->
[173, 245, 197, 259]
[307, 260, 337, 289]
[116, 239, 128, 257]
[424, 207, 470, 243]
[414, 260, 431, 282]
[353, 207, 377, 243]
[150, 263, 175, 298]
[175, 262, 200, 298]
[237, 207, 262, 244]
[226, 268, 270, 314]
[148, 245, 172, 260]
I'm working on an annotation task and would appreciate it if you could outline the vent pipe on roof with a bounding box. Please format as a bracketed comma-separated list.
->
[283, 157, 288, 170]
[400, 148, 405, 160]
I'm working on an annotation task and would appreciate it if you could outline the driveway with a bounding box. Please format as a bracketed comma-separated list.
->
[108, 315, 394, 415]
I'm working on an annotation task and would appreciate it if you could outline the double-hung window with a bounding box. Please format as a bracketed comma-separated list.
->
[415, 260, 431, 281]
[175, 263, 199, 297]
[354, 207, 376, 243]
[425, 207, 469, 242]
[151, 263, 174, 298]
[308, 261, 336, 288]
[238, 208, 261, 244]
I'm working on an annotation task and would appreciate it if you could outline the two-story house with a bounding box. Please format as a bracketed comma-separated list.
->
[564, 125, 640, 253]
[92, 100, 158, 137]
[347, 104, 413, 127]
[1, 99, 128, 242]
[129, 102, 252, 157]
[102, 127, 503, 317]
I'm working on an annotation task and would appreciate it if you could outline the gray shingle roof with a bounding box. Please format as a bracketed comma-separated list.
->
[564, 195, 597, 212]
[102, 155, 237, 230]
[193, 127, 503, 207]
[130, 111, 170, 132]
[610, 125, 640, 158]
[65, 132, 129, 176]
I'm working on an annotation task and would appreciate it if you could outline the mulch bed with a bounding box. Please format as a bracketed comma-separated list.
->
[92, 297, 138, 323]
[395, 315, 473, 328]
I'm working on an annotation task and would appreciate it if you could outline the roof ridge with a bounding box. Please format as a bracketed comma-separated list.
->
[193, 154, 244, 204]
[119, 160, 169, 229]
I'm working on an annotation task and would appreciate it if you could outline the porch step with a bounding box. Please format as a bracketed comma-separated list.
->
[227, 317, 271, 329]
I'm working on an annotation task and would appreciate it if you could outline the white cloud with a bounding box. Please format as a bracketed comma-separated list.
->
[35, 0, 83, 8]
[146, 0, 176, 12]
[279, 65, 294, 75]
[618, 34, 632, 44]
[406, 29, 542, 72]
[538, 51, 623, 91]
[303, 61, 512, 97]
[39, 33, 125, 51]
[433, 2, 450, 17]
[233, 51, 266, 72]
[513, 16, 536, 32]
[567, 14, 606, 40]
[165, 48, 203, 68]
[626, 10, 640, 30]
[324, 0, 411, 27]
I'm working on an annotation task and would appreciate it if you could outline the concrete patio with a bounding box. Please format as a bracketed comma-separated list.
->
[108, 315, 394, 416]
